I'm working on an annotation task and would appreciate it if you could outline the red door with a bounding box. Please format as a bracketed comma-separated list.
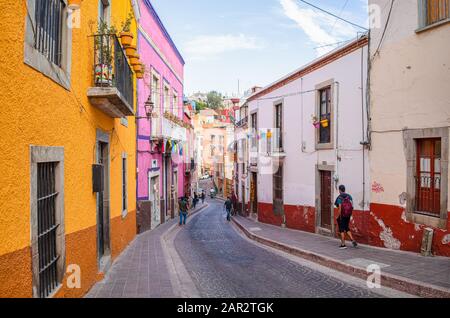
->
[416, 139, 441, 215]
[320, 171, 332, 230]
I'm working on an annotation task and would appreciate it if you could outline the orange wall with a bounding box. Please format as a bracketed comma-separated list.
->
[0, 1, 138, 297]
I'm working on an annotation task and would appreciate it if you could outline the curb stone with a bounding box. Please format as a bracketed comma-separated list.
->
[231, 217, 450, 298]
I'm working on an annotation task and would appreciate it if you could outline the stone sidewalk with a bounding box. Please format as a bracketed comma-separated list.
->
[232, 216, 450, 298]
[85, 204, 208, 298]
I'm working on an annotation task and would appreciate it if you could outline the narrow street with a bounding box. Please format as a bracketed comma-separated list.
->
[174, 200, 384, 298]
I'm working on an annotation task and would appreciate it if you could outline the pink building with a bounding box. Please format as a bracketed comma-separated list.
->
[136, 0, 186, 232]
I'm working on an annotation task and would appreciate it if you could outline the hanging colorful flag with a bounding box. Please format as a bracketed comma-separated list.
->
[267, 130, 272, 139]
[179, 144, 183, 156]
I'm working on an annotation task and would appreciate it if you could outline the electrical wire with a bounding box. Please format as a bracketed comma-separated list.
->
[297, 0, 368, 30]
[372, 0, 395, 60]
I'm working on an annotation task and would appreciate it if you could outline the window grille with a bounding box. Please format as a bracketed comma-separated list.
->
[34, 0, 65, 66]
[37, 162, 60, 298]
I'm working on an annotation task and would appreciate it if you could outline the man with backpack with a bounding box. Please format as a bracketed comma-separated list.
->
[335, 185, 358, 249]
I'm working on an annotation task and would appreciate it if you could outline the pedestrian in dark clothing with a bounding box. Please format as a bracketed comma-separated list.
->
[193, 193, 199, 209]
[201, 191, 206, 204]
[224, 197, 233, 222]
[231, 192, 237, 215]
[335, 185, 358, 249]
[179, 196, 188, 226]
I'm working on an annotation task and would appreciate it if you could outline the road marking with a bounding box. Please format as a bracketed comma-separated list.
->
[249, 227, 262, 232]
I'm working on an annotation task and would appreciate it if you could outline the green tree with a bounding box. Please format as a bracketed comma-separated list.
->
[206, 91, 224, 110]
[195, 101, 208, 113]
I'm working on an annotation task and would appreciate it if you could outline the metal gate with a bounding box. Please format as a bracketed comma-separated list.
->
[37, 162, 59, 298]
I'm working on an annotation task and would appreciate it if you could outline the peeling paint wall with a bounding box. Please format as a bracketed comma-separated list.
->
[369, 0, 450, 256]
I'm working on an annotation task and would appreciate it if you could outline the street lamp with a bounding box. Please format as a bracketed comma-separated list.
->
[136, 95, 154, 120]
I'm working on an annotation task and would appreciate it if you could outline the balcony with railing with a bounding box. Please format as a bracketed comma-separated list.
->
[185, 159, 197, 176]
[87, 34, 134, 118]
[235, 116, 248, 128]
[151, 114, 187, 142]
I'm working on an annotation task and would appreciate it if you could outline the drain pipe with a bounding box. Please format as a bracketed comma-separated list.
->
[334, 81, 340, 189]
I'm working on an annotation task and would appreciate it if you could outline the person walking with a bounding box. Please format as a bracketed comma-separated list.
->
[335, 185, 358, 249]
[201, 190, 206, 204]
[193, 192, 199, 209]
[231, 192, 238, 216]
[224, 197, 233, 222]
[179, 196, 189, 226]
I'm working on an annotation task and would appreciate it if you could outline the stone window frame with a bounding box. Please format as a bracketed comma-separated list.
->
[404, 127, 449, 229]
[24, 0, 72, 90]
[272, 99, 284, 153]
[315, 79, 335, 150]
[173, 89, 179, 116]
[121, 152, 128, 219]
[151, 70, 161, 113]
[417, 0, 450, 33]
[163, 83, 171, 114]
[30, 146, 65, 298]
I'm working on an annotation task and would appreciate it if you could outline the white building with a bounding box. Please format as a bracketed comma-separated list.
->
[247, 36, 369, 238]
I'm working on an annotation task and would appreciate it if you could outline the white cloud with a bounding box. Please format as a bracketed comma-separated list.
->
[279, 0, 359, 56]
[183, 34, 265, 61]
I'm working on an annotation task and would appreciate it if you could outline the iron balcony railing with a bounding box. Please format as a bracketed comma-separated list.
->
[93, 34, 133, 107]
[235, 116, 248, 128]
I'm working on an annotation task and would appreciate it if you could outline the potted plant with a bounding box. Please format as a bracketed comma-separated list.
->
[133, 64, 142, 73]
[129, 53, 140, 66]
[320, 115, 330, 128]
[94, 20, 117, 86]
[68, 0, 82, 9]
[120, 13, 134, 47]
[311, 115, 320, 128]
[125, 44, 137, 58]
[135, 71, 143, 79]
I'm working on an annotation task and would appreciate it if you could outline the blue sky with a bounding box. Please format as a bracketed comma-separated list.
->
[150, 0, 369, 96]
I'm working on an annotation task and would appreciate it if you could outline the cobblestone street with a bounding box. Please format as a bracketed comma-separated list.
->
[87, 199, 417, 298]
[175, 201, 385, 298]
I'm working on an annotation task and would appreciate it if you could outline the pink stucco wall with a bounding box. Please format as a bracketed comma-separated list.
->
[137, 0, 185, 201]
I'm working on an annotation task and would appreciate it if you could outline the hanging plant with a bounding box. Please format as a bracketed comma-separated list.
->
[120, 13, 134, 47]
[125, 44, 137, 58]
[320, 119, 329, 128]
[311, 115, 320, 128]
[68, 0, 82, 9]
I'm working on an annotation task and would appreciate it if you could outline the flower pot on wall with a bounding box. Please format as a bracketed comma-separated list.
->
[133, 63, 142, 72]
[129, 54, 140, 66]
[320, 119, 329, 128]
[313, 122, 320, 129]
[120, 32, 134, 47]
[68, 0, 82, 9]
[125, 45, 137, 57]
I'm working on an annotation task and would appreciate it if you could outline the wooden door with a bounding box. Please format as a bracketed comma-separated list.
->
[320, 170, 332, 230]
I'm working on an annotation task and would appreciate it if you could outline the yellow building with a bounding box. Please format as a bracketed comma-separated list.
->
[0, 0, 140, 297]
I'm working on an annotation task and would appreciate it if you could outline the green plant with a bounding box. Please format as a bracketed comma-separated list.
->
[95, 19, 118, 65]
[121, 12, 133, 33]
